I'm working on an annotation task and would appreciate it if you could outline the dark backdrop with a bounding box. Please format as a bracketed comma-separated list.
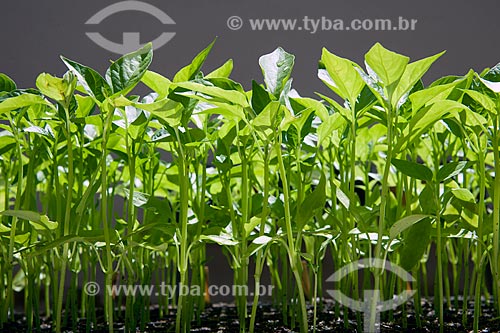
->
[2, 0, 500, 95]
[2, 0, 497, 302]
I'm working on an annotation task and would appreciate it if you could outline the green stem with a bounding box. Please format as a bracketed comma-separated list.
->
[250, 146, 270, 333]
[56, 107, 75, 333]
[5, 114, 23, 322]
[174, 128, 190, 333]
[492, 121, 500, 315]
[370, 103, 394, 332]
[101, 109, 114, 333]
[276, 136, 308, 333]
[434, 180, 444, 332]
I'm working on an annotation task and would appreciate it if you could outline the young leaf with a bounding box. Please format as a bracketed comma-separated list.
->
[206, 59, 234, 79]
[173, 39, 216, 82]
[437, 161, 469, 183]
[105, 43, 153, 95]
[174, 81, 249, 107]
[259, 47, 295, 97]
[479, 77, 500, 94]
[200, 234, 238, 246]
[451, 188, 475, 203]
[399, 218, 432, 271]
[36, 72, 76, 107]
[462, 89, 497, 113]
[141, 70, 172, 99]
[251, 80, 272, 115]
[0, 93, 53, 115]
[0, 74, 16, 93]
[297, 172, 326, 229]
[391, 158, 433, 182]
[365, 43, 409, 90]
[0, 210, 58, 231]
[290, 97, 329, 122]
[392, 51, 445, 107]
[321, 48, 365, 105]
[389, 214, 430, 240]
[61, 56, 111, 102]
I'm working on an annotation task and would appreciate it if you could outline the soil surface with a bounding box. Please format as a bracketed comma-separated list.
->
[2, 298, 500, 332]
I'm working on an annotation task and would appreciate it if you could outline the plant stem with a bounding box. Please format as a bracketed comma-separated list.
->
[275, 136, 308, 333]
[55, 106, 75, 333]
[5, 114, 23, 322]
[101, 109, 114, 333]
[370, 103, 394, 332]
[492, 120, 500, 315]
[174, 128, 190, 333]
[250, 146, 270, 333]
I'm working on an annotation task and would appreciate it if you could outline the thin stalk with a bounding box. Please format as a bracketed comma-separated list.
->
[434, 182, 444, 333]
[462, 241, 470, 326]
[492, 120, 500, 314]
[174, 128, 190, 333]
[101, 109, 115, 333]
[55, 106, 75, 333]
[250, 146, 270, 333]
[5, 114, 23, 322]
[370, 103, 394, 332]
[239, 152, 250, 331]
[275, 136, 308, 333]
[473, 251, 488, 333]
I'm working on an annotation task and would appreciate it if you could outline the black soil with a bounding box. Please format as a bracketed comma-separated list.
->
[2, 298, 500, 332]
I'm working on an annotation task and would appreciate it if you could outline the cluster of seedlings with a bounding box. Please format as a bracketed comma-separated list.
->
[0, 41, 500, 332]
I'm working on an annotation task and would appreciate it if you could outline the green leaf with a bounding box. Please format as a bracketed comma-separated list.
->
[61, 56, 111, 103]
[206, 59, 234, 79]
[437, 161, 469, 183]
[36, 72, 76, 106]
[174, 81, 248, 107]
[419, 185, 437, 214]
[397, 100, 466, 152]
[399, 218, 432, 271]
[389, 214, 430, 240]
[251, 80, 272, 115]
[317, 113, 345, 147]
[259, 47, 295, 97]
[391, 158, 433, 182]
[0, 74, 16, 93]
[297, 172, 326, 229]
[290, 97, 329, 122]
[141, 70, 172, 99]
[75, 95, 95, 118]
[0, 210, 58, 231]
[479, 77, 500, 94]
[114, 96, 182, 127]
[0, 93, 53, 115]
[321, 48, 365, 105]
[409, 82, 456, 112]
[105, 43, 153, 95]
[462, 89, 497, 113]
[200, 234, 238, 246]
[365, 43, 409, 92]
[252, 235, 273, 245]
[173, 39, 215, 82]
[451, 188, 475, 203]
[392, 51, 445, 106]
[244, 216, 262, 237]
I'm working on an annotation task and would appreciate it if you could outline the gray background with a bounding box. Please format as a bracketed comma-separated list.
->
[1, 0, 496, 299]
[2, 0, 500, 97]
